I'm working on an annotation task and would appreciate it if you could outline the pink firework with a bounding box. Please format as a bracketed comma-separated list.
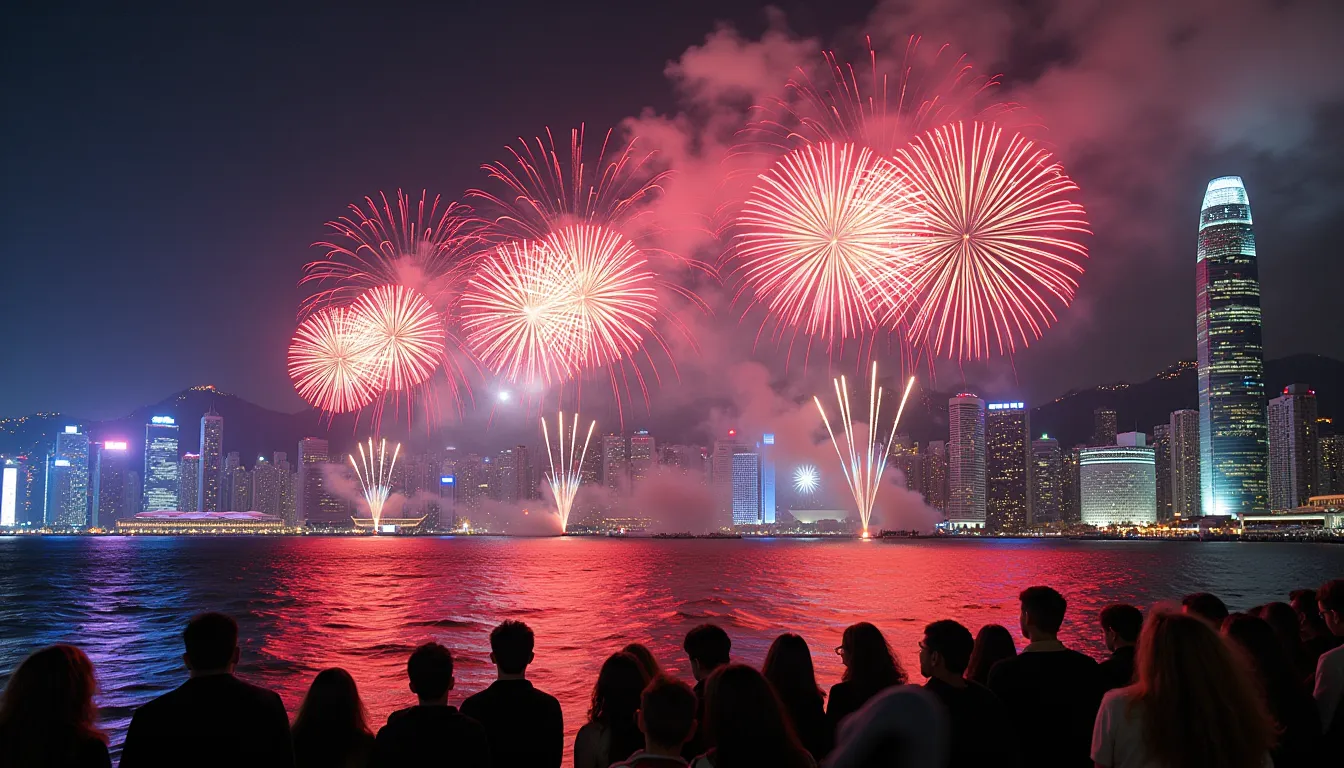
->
[890, 121, 1090, 360]
[730, 142, 920, 356]
[303, 190, 479, 316]
[348, 285, 447, 392]
[287, 307, 379, 414]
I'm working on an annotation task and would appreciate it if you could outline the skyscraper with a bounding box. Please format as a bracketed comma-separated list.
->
[1030, 435, 1062, 524]
[1151, 424, 1172, 522]
[92, 440, 130, 527]
[731, 448, 761, 526]
[299, 437, 343, 526]
[1, 458, 24, 527]
[601, 434, 627, 492]
[711, 432, 740, 529]
[1170, 410, 1201, 520]
[1197, 176, 1268, 517]
[220, 451, 242, 510]
[923, 440, 947, 513]
[758, 433, 775, 525]
[142, 416, 179, 512]
[947, 395, 986, 529]
[1092, 408, 1117, 447]
[197, 411, 224, 512]
[1320, 419, 1343, 496]
[986, 402, 1030, 531]
[46, 425, 90, 527]
[1267, 384, 1319, 511]
[495, 448, 519, 503]
[1081, 432, 1156, 527]
[178, 454, 199, 511]
[629, 431, 656, 488]
[1061, 447, 1082, 523]
[252, 455, 281, 517]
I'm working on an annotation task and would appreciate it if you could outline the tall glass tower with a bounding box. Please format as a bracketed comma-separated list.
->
[1196, 176, 1268, 516]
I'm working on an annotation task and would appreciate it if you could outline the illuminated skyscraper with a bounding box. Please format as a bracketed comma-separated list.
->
[1092, 408, 1117, 447]
[1081, 432, 1156, 527]
[178, 454, 199, 511]
[601, 434, 627, 492]
[495, 448, 519, 503]
[1267, 384, 1319, 511]
[1320, 419, 1343, 496]
[1030, 436, 1062, 524]
[712, 432, 740, 529]
[1169, 410, 1201, 520]
[986, 402, 1030, 531]
[923, 440, 948, 513]
[142, 416, 179, 512]
[1197, 176, 1268, 516]
[299, 437, 343, 526]
[92, 439, 131, 527]
[947, 395, 986, 529]
[46, 426, 90, 527]
[252, 455, 281, 517]
[731, 448, 761, 525]
[629, 431, 656, 487]
[1151, 424, 1172, 522]
[758, 434, 775, 525]
[1061, 447, 1082, 523]
[197, 411, 224, 512]
[1, 457, 24, 527]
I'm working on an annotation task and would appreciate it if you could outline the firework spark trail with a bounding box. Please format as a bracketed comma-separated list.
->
[349, 285, 446, 392]
[544, 224, 659, 368]
[813, 364, 917, 537]
[890, 121, 1090, 361]
[731, 142, 921, 357]
[302, 190, 479, 316]
[349, 437, 401, 532]
[287, 307, 379, 414]
[541, 411, 596, 533]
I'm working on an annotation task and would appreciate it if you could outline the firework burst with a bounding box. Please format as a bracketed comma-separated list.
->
[287, 307, 379, 414]
[793, 465, 820, 495]
[541, 411, 596, 533]
[544, 224, 659, 368]
[889, 121, 1090, 360]
[730, 142, 920, 356]
[349, 437, 400, 532]
[813, 363, 916, 537]
[349, 285, 446, 392]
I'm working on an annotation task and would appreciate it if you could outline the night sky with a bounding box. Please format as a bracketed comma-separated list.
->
[4, 0, 1343, 430]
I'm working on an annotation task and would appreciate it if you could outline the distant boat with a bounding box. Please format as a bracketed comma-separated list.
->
[878, 529, 920, 539]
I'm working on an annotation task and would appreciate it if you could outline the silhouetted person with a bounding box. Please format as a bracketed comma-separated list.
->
[1222, 614, 1323, 768]
[1313, 578, 1344, 751]
[610, 676, 697, 768]
[621, 643, 661, 679]
[826, 622, 906, 731]
[460, 621, 562, 768]
[1292, 588, 1342, 671]
[689, 664, 814, 768]
[761, 633, 833, 762]
[119, 612, 292, 768]
[1181, 591, 1229, 626]
[988, 586, 1102, 768]
[825, 685, 946, 768]
[292, 668, 375, 768]
[1097, 604, 1142, 691]
[965, 624, 1016, 686]
[681, 624, 730, 760]
[918, 620, 1015, 768]
[0, 644, 110, 768]
[574, 652, 649, 768]
[1092, 611, 1274, 768]
[370, 642, 489, 768]
[1255, 601, 1316, 685]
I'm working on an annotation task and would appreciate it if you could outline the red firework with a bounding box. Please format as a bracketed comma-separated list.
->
[890, 121, 1090, 360]
[348, 285, 446, 392]
[459, 239, 579, 387]
[287, 307, 378, 414]
[730, 142, 920, 355]
[302, 190, 479, 316]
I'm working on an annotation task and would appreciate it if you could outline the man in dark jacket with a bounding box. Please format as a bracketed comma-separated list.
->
[119, 612, 293, 768]
[371, 642, 490, 767]
[919, 619, 1016, 768]
[1097, 603, 1143, 691]
[988, 586, 1102, 768]
[461, 621, 563, 768]
[681, 623, 731, 760]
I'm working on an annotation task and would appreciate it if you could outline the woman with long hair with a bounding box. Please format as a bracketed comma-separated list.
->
[1253, 602, 1315, 685]
[1223, 614, 1323, 768]
[1091, 610, 1275, 768]
[574, 652, 650, 768]
[826, 622, 906, 729]
[0, 644, 109, 768]
[291, 668, 375, 768]
[965, 624, 1017, 686]
[690, 664, 815, 768]
[620, 643, 661, 679]
[762, 633, 833, 761]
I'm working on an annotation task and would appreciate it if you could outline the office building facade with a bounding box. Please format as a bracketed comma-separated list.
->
[986, 402, 1030, 531]
[1092, 408, 1118, 447]
[1170, 410, 1201, 520]
[142, 416, 179, 512]
[1151, 424, 1172, 522]
[947, 395, 986, 529]
[731, 449, 761, 525]
[1030, 436, 1062, 524]
[92, 440, 131, 527]
[46, 426, 90, 527]
[1267, 384, 1319, 511]
[198, 412, 224, 512]
[1081, 433, 1157, 527]
[178, 454, 199, 511]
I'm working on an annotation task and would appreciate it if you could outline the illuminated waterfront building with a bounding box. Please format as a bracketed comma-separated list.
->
[947, 395, 986, 529]
[92, 439, 131, 527]
[1151, 424, 1172, 522]
[251, 455, 280, 517]
[1030, 436, 1062, 524]
[601, 434, 627, 492]
[1170, 410, 1201, 520]
[1, 457, 25, 527]
[1267, 384, 1319, 511]
[712, 431, 740, 529]
[923, 440, 947, 513]
[629, 430, 656, 488]
[197, 411, 224, 512]
[758, 433, 776, 525]
[1092, 408, 1117, 447]
[116, 510, 284, 534]
[46, 425, 90, 527]
[731, 448, 762, 526]
[1061, 447, 1082, 523]
[299, 437, 344, 526]
[1081, 432, 1156, 527]
[142, 416, 179, 512]
[1196, 176, 1268, 516]
[1320, 419, 1343, 495]
[986, 402, 1030, 531]
[178, 453, 199, 511]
